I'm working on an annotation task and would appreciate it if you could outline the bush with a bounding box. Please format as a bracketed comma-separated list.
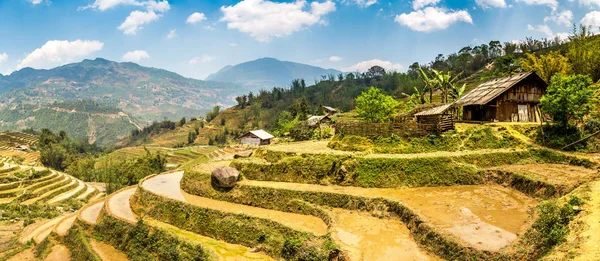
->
[289, 123, 313, 141]
[538, 124, 584, 150]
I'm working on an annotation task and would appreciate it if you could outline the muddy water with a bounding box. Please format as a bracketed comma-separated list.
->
[330, 208, 440, 261]
[55, 214, 77, 236]
[142, 172, 328, 235]
[244, 180, 537, 251]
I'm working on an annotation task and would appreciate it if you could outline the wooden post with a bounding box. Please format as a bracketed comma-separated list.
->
[537, 106, 545, 146]
[561, 130, 600, 150]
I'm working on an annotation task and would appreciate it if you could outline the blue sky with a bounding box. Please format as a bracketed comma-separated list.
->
[0, 0, 599, 79]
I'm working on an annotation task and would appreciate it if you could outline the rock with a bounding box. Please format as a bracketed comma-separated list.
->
[211, 167, 240, 188]
[234, 150, 253, 159]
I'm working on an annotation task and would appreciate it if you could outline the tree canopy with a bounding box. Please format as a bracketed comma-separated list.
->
[540, 74, 597, 127]
[355, 87, 400, 123]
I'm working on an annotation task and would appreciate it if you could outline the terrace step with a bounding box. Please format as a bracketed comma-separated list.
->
[54, 213, 77, 236]
[78, 200, 105, 225]
[76, 185, 97, 200]
[48, 179, 86, 204]
[19, 215, 65, 244]
[89, 239, 129, 261]
[22, 176, 76, 205]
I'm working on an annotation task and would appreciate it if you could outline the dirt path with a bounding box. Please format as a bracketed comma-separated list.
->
[79, 201, 104, 225]
[107, 188, 137, 223]
[142, 172, 328, 235]
[147, 218, 274, 261]
[490, 164, 599, 187]
[242, 180, 537, 251]
[48, 180, 85, 204]
[55, 214, 77, 236]
[330, 208, 440, 261]
[90, 239, 129, 261]
[574, 181, 600, 261]
[43, 245, 71, 261]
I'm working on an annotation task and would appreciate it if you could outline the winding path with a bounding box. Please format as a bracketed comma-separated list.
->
[142, 171, 328, 235]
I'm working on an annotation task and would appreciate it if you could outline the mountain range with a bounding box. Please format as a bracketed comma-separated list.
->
[206, 57, 342, 89]
[0, 57, 340, 146]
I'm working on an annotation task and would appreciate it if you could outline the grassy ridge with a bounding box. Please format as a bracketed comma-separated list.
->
[232, 149, 593, 188]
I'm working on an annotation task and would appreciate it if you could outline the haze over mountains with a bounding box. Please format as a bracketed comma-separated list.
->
[206, 57, 342, 89]
[0, 57, 343, 145]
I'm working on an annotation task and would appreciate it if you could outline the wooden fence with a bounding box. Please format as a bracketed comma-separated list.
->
[336, 120, 427, 138]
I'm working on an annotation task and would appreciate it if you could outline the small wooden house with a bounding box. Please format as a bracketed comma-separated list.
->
[414, 104, 456, 133]
[322, 106, 337, 116]
[239, 130, 274, 146]
[307, 115, 331, 128]
[456, 72, 548, 122]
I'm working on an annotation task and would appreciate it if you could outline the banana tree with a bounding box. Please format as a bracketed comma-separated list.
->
[418, 68, 437, 103]
[450, 83, 466, 101]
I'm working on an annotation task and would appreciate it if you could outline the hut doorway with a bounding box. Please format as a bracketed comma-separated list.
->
[518, 105, 528, 122]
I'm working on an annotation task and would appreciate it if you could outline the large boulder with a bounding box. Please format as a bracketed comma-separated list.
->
[211, 167, 240, 188]
[234, 150, 253, 159]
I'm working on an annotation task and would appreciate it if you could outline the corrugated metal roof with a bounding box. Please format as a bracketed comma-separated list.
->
[244, 130, 274, 140]
[455, 72, 540, 106]
[322, 106, 337, 112]
[414, 104, 454, 116]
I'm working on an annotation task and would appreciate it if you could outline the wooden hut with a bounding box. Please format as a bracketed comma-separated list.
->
[307, 115, 332, 128]
[239, 130, 274, 146]
[414, 104, 455, 133]
[456, 72, 548, 122]
[322, 106, 337, 116]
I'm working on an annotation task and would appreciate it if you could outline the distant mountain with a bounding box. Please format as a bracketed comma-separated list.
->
[0, 58, 246, 121]
[205, 57, 341, 89]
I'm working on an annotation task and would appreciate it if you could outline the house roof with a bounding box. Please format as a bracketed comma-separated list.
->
[322, 106, 337, 112]
[243, 130, 274, 140]
[414, 103, 454, 116]
[455, 72, 546, 106]
[307, 115, 330, 126]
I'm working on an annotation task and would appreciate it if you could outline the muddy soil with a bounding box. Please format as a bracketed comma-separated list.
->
[490, 164, 599, 187]
[330, 208, 440, 261]
[107, 188, 137, 223]
[142, 172, 328, 235]
[43, 245, 70, 261]
[79, 201, 104, 225]
[244, 180, 537, 251]
[90, 239, 129, 261]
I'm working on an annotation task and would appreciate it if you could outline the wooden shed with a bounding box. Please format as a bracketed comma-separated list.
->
[414, 104, 456, 133]
[322, 106, 337, 116]
[307, 115, 332, 128]
[456, 72, 548, 122]
[239, 130, 274, 146]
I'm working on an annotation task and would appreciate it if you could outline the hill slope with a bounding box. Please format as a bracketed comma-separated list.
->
[205, 57, 341, 89]
[0, 58, 245, 121]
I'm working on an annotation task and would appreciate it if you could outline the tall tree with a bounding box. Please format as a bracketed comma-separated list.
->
[521, 51, 571, 83]
[355, 87, 400, 123]
[540, 74, 597, 127]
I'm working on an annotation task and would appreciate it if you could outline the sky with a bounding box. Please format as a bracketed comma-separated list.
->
[0, 0, 599, 79]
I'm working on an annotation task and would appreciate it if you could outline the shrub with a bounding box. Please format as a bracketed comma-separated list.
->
[538, 124, 584, 150]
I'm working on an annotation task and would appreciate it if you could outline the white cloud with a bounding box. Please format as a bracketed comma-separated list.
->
[0, 53, 7, 64]
[229, 43, 238, 47]
[581, 11, 600, 32]
[527, 24, 553, 37]
[220, 0, 336, 42]
[553, 32, 570, 41]
[342, 0, 377, 7]
[412, 0, 440, 10]
[579, 0, 600, 8]
[189, 56, 215, 65]
[544, 10, 573, 27]
[475, 0, 507, 8]
[29, 0, 45, 5]
[81, 0, 169, 11]
[187, 12, 207, 24]
[81, 0, 142, 11]
[166, 29, 176, 39]
[118, 10, 160, 35]
[395, 7, 473, 32]
[122, 50, 150, 62]
[342, 59, 404, 72]
[515, 0, 558, 9]
[16, 40, 103, 70]
[329, 56, 342, 62]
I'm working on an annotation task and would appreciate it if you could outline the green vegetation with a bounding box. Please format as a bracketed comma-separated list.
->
[232, 149, 592, 188]
[355, 87, 400, 123]
[64, 225, 102, 261]
[133, 187, 338, 260]
[329, 127, 522, 153]
[520, 197, 584, 259]
[541, 74, 596, 128]
[93, 215, 213, 261]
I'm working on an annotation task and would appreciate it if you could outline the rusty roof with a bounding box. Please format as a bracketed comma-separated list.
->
[455, 72, 545, 106]
[414, 103, 454, 116]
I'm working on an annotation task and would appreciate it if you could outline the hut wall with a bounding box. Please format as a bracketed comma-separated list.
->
[462, 78, 545, 122]
[416, 114, 454, 133]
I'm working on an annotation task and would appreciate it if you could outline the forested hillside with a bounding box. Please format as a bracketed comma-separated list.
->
[0, 100, 139, 147]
